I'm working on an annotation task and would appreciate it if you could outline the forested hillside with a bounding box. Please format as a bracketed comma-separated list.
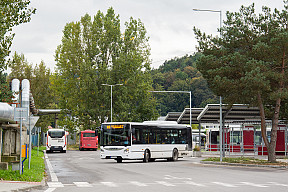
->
[151, 53, 217, 116]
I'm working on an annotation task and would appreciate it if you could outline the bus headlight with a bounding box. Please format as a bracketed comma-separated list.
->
[124, 148, 129, 153]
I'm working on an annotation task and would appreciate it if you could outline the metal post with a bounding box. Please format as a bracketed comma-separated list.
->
[19, 111, 22, 175]
[111, 85, 113, 122]
[189, 91, 192, 128]
[28, 115, 31, 169]
[102, 84, 123, 122]
[220, 96, 223, 162]
[38, 127, 40, 156]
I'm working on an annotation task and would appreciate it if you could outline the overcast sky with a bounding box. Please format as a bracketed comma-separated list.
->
[10, 0, 286, 71]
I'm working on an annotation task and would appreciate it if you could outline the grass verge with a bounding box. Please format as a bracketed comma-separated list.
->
[202, 157, 288, 166]
[0, 146, 46, 182]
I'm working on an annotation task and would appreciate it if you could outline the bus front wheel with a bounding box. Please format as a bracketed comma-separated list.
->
[172, 148, 178, 161]
[116, 157, 122, 163]
[143, 150, 150, 163]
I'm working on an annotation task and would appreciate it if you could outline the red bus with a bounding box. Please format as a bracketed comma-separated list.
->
[79, 130, 98, 151]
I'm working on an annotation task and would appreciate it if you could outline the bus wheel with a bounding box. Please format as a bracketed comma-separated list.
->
[116, 157, 122, 163]
[143, 150, 150, 163]
[172, 148, 178, 161]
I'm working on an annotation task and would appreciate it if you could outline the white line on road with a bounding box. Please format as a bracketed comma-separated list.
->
[44, 188, 56, 192]
[101, 182, 118, 187]
[240, 182, 268, 188]
[156, 181, 175, 186]
[73, 182, 93, 187]
[130, 181, 148, 186]
[185, 181, 205, 187]
[212, 182, 237, 187]
[267, 182, 288, 187]
[45, 152, 58, 182]
[47, 182, 64, 188]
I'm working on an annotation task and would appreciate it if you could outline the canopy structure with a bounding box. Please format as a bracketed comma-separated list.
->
[164, 104, 263, 125]
[177, 108, 204, 124]
[197, 104, 261, 124]
[164, 112, 182, 122]
[164, 108, 204, 124]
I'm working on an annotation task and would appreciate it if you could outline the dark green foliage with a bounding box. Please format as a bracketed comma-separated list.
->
[151, 54, 217, 116]
[0, 72, 12, 102]
[194, 2, 288, 162]
[0, 0, 35, 72]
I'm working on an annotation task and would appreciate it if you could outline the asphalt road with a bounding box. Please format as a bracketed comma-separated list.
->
[33, 150, 288, 192]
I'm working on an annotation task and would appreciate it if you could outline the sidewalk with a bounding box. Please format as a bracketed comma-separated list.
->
[0, 180, 44, 192]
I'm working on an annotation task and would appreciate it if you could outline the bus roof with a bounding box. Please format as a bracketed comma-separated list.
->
[48, 128, 64, 131]
[102, 121, 188, 129]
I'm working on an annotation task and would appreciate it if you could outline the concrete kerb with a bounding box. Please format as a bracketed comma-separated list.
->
[0, 179, 45, 192]
[200, 160, 288, 169]
[197, 152, 288, 169]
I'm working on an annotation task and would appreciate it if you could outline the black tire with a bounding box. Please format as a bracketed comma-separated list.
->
[143, 150, 150, 163]
[116, 157, 122, 163]
[172, 148, 178, 161]
[62, 150, 66, 153]
[79, 147, 83, 151]
[149, 158, 155, 162]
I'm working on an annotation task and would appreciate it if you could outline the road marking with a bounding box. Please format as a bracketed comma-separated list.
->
[267, 182, 288, 187]
[44, 188, 56, 192]
[47, 182, 64, 188]
[45, 152, 58, 182]
[130, 181, 148, 186]
[184, 181, 205, 187]
[156, 181, 175, 186]
[212, 182, 237, 187]
[101, 182, 117, 187]
[73, 182, 93, 187]
[240, 182, 268, 188]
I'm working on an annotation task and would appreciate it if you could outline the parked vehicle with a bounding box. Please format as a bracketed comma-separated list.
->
[46, 128, 67, 153]
[79, 130, 98, 151]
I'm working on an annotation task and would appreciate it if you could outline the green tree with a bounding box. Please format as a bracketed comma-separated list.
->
[194, 2, 288, 162]
[0, 72, 12, 102]
[151, 54, 217, 116]
[52, 8, 157, 133]
[8, 52, 55, 131]
[0, 0, 35, 72]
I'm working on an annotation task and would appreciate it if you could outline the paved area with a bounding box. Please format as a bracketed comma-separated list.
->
[0, 151, 287, 191]
[0, 180, 43, 192]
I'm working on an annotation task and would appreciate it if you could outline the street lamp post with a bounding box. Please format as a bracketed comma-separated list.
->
[193, 8, 223, 161]
[101, 84, 123, 122]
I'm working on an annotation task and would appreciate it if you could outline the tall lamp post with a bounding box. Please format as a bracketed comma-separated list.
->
[193, 8, 223, 162]
[101, 84, 123, 122]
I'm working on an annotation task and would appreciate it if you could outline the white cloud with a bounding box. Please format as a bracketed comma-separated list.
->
[10, 0, 286, 71]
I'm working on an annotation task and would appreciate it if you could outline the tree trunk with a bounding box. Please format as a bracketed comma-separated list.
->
[257, 92, 277, 163]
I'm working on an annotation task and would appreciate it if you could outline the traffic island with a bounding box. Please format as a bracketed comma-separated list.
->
[201, 157, 288, 168]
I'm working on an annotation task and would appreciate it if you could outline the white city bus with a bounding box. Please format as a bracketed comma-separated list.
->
[46, 129, 67, 153]
[100, 121, 192, 163]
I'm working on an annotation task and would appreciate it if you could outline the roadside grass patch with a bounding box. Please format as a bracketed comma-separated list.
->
[202, 157, 288, 166]
[0, 146, 45, 182]
[67, 144, 79, 150]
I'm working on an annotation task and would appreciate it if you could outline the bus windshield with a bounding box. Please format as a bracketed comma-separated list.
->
[101, 124, 130, 146]
[83, 133, 95, 137]
[48, 130, 65, 138]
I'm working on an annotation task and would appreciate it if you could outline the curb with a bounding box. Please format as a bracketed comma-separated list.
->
[201, 161, 288, 169]
[11, 180, 45, 192]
